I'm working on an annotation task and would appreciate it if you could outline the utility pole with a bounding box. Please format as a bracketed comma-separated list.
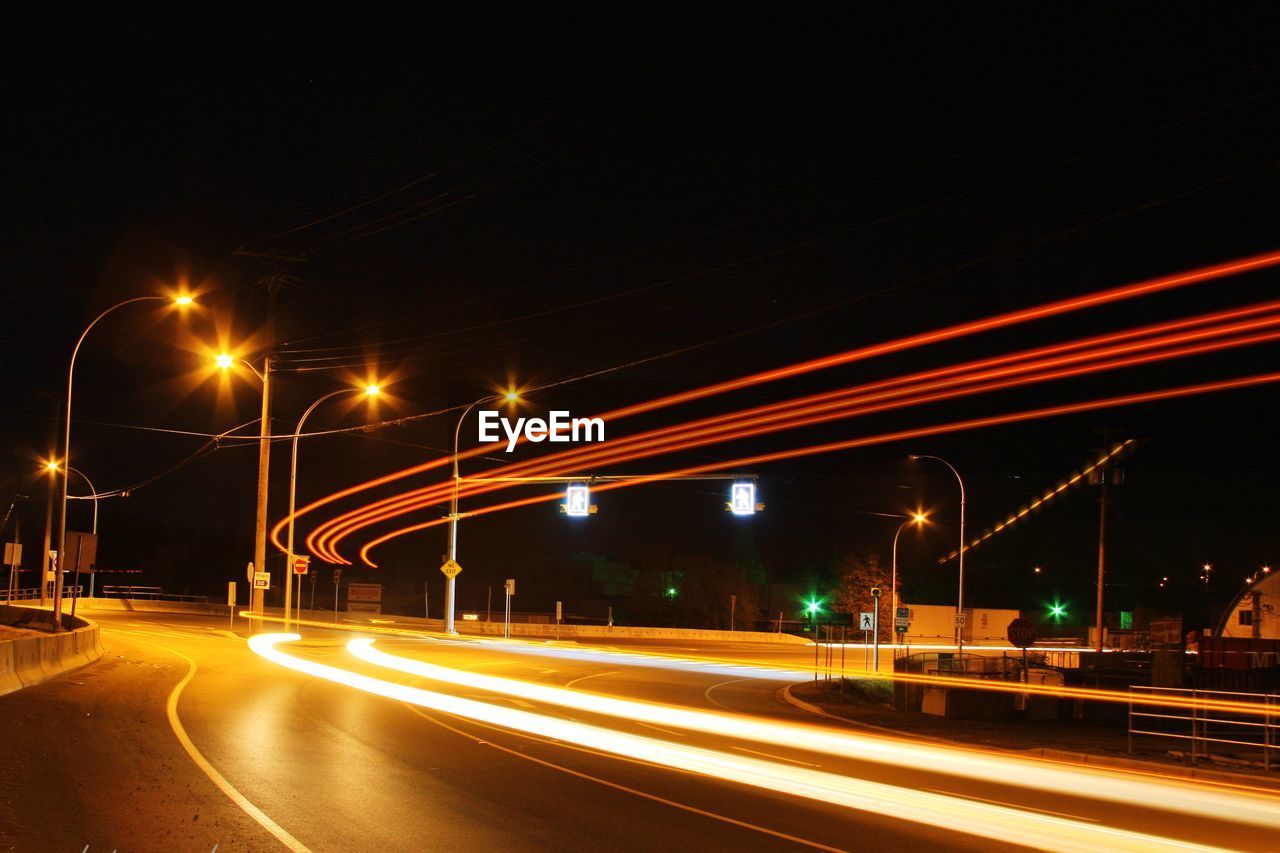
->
[1095, 465, 1108, 654]
[40, 475, 53, 607]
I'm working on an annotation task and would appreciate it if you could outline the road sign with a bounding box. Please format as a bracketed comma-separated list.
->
[895, 606, 910, 632]
[504, 578, 515, 595]
[859, 612, 874, 631]
[333, 567, 342, 585]
[292, 554, 310, 575]
[4, 542, 22, 566]
[227, 581, 237, 607]
[1007, 617, 1038, 648]
[64, 531, 98, 572]
[555, 600, 563, 622]
[246, 561, 255, 583]
[347, 583, 382, 603]
[955, 613, 967, 627]
[252, 571, 270, 590]
[440, 559, 462, 578]
[870, 587, 881, 599]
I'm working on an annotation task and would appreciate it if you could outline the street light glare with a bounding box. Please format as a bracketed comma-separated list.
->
[504, 390, 520, 402]
[912, 512, 926, 524]
[215, 352, 235, 369]
[365, 384, 381, 397]
[174, 294, 194, 306]
[44, 459, 60, 472]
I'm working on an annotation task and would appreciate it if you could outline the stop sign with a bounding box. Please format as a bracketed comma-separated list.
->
[1007, 617, 1038, 648]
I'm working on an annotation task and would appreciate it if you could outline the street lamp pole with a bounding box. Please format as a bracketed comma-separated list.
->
[910, 455, 966, 652]
[890, 512, 926, 627]
[54, 295, 189, 628]
[283, 385, 378, 631]
[446, 391, 518, 634]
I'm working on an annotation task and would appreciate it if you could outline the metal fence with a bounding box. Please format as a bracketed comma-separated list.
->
[99, 585, 213, 603]
[4, 586, 83, 603]
[1129, 685, 1279, 770]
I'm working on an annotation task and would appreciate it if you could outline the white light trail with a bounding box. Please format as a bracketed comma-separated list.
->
[347, 638, 1280, 834]
[250, 633, 1233, 851]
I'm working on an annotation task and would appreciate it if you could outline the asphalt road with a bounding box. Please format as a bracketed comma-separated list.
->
[1, 609, 1275, 852]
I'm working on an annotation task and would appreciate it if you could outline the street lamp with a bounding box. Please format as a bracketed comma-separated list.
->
[282, 383, 380, 631]
[909, 454, 967, 651]
[54, 294, 194, 627]
[890, 511, 926, 626]
[445, 389, 520, 634]
[217, 352, 272, 630]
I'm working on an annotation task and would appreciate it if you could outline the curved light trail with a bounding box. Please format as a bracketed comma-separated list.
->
[280, 250, 1280, 562]
[249, 633, 1232, 852]
[316, 308, 1280, 563]
[347, 637, 1280, 826]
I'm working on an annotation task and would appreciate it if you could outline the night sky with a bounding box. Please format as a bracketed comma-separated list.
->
[4, 7, 1280, 629]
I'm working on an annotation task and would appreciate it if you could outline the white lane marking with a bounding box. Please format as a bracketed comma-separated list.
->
[566, 670, 618, 689]
[926, 789, 1099, 823]
[112, 631, 311, 852]
[731, 745, 820, 768]
[637, 722, 687, 738]
[704, 677, 755, 712]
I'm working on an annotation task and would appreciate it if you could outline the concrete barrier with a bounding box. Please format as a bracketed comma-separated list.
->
[0, 605, 104, 697]
[77, 596, 232, 617]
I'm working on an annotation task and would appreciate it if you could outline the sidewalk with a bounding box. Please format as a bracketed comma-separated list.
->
[784, 679, 1280, 791]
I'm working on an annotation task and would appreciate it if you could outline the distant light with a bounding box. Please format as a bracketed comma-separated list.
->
[44, 460, 60, 473]
[504, 390, 520, 403]
[1033, 566, 1042, 574]
[730, 481, 756, 516]
[1264, 566, 1272, 574]
[364, 384, 380, 397]
[1049, 602, 1066, 620]
[1203, 563, 1212, 571]
[912, 512, 927, 524]
[174, 295, 194, 306]
[565, 483, 590, 517]
[215, 353, 234, 369]
[666, 586, 678, 598]
[805, 599, 821, 615]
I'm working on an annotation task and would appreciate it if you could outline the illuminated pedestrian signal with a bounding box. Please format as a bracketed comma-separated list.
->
[729, 481, 757, 515]
[565, 483, 591, 517]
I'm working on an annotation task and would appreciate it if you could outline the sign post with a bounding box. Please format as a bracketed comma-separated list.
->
[555, 600, 562, 640]
[504, 578, 515, 639]
[333, 567, 342, 621]
[870, 587, 882, 673]
[227, 581, 237, 631]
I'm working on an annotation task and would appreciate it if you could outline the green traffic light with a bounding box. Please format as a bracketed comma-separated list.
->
[1049, 602, 1067, 621]
[805, 599, 821, 615]
[666, 586, 678, 598]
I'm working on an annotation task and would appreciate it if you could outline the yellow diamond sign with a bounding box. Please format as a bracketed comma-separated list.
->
[440, 559, 462, 578]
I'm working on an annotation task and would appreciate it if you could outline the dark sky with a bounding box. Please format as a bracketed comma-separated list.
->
[4, 6, 1280, 625]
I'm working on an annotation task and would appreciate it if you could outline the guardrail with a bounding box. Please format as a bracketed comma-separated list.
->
[100, 585, 213, 603]
[1129, 685, 1279, 770]
[4, 587, 83, 603]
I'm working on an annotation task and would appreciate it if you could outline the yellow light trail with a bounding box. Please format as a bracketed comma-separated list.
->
[347, 638, 1280, 832]
[249, 633, 1228, 852]
[242, 610, 1277, 720]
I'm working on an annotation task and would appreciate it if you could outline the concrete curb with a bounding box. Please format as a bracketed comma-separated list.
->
[0, 606, 104, 697]
[780, 684, 1280, 791]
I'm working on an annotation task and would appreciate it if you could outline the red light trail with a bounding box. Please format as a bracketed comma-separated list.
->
[275, 250, 1280, 562]
[315, 306, 1280, 563]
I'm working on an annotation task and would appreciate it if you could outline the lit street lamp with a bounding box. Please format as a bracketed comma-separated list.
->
[909, 454, 967, 651]
[54, 294, 194, 627]
[890, 511, 926, 625]
[217, 353, 271, 630]
[445, 390, 520, 634]
[282, 383, 380, 631]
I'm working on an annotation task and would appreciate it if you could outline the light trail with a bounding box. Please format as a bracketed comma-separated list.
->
[247, 633, 1232, 852]
[356, 369, 1280, 564]
[285, 250, 1280, 561]
[308, 299, 1280, 561]
[318, 307, 1280, 562]
[347, 637, 1280, 829]
[244, 610, 1277, 720]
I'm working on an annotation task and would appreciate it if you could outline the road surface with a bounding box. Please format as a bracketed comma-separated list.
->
[1, 609, 1274, 851]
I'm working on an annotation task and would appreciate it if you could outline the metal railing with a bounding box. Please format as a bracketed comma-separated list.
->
[4, 586, 83, 603]
[1129, 685, 1278, 770]
[100, 585, 214, 603]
